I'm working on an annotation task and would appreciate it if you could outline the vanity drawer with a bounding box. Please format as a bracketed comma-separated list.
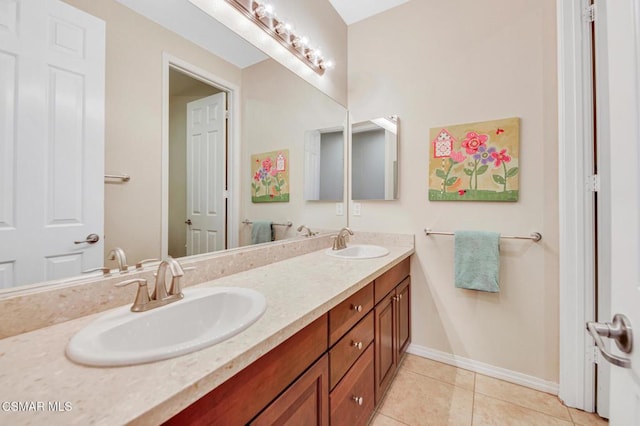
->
[329, 311, 374, 389]
[330, 344, 375, 426]
[374, 257, 410, 304]
[329, 283, 374, 346]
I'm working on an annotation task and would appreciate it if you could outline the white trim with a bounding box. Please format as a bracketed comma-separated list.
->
[557, 0, 596, 412]
[161, 53, 241, 258]
[407, 344, 559, 395]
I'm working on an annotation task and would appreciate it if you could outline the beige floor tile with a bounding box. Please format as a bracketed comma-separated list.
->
[400, 354, 476, 391]
[378, 369, 474, 425]
[474, 375, 571, 421]
[473, 394, 573, 425]
[568, 407, 609, 425]
[370, 412, 410, 425]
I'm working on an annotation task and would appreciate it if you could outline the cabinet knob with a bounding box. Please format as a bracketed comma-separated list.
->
[392, 295, 398, 302]
[352, 341, 363, 350]
[398, 294, 403, 300]
[352, 396, 364, 406]
[351, 304, 363, 312]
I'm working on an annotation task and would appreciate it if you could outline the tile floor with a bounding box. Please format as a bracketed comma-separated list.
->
[370, 354, 608, 426]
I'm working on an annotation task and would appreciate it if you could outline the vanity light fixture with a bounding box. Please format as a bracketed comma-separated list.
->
[224, 0, 331, 75]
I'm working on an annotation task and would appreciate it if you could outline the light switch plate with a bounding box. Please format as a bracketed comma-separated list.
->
[353, 202, 361, 216]
[335, 202, 343, 216]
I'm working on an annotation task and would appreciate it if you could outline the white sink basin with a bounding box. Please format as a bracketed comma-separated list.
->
[326, 244, 390, 259]
[66, 287, 266, 367]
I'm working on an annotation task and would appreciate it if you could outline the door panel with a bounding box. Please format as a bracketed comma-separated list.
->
[186, 92, 226, 255]
[0, 0, 105, 288]
[596, 0, 640, 423]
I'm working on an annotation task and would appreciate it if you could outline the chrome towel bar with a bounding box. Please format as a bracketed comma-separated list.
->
[105, 173, 131, 182]
[242, 219, 292, 227]
[424, 228, 542, 242]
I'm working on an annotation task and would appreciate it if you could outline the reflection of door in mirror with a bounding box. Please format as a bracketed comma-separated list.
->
[168, 68, 228, 258]
[304, 128, 345, 201]
[351, 116, 399, 201]
[0, 0, 105, 288]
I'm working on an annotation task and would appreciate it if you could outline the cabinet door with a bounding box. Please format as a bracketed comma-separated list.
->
[396, 277, 411, 357]
[251, 355, 329, 426]
[374, 293, 396, 404]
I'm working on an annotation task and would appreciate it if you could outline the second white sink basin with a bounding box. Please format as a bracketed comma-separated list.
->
[66, 287, 266, 367]
[326, 244, 390, 259]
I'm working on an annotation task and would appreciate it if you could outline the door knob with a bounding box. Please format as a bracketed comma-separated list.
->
[586, 313, 633, 368]
[185, 219, 192, 225]
[74, 234, 100, 244]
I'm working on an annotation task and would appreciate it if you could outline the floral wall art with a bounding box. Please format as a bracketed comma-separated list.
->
[251, 150, 290, 203]
[428, 117, 520, 201]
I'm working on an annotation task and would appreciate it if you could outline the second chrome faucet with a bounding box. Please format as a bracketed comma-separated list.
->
[116, 257, 187, 312]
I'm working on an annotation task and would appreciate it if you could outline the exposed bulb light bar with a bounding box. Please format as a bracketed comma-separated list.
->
[224, 0, 330, 75]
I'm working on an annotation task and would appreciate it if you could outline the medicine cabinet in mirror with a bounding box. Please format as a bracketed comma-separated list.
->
[303, 127, 345, 201]
[351, 116, 399, 201]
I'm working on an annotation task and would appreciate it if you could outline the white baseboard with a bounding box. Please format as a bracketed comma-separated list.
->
[407, 344, 560, 395]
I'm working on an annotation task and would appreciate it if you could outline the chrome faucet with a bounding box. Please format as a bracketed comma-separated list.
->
[332, 227, 354, 250]
[297, 225, 317, 237]
[108, 247, 129, 273]
[115, 257, 187, 312]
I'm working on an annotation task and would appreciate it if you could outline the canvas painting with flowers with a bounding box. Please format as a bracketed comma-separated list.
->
[428, 117, 520, 201]
[251, 150, 290, 203]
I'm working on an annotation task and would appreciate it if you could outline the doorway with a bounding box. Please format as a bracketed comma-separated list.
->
[168, 68, 226, 258]
[161, 54, 241, 259]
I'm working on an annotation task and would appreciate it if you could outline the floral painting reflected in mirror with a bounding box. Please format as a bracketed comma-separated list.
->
[251, 150, 290, 203]
[428, 117, 520, 201]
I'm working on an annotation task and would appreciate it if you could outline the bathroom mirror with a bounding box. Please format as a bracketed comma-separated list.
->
[303, 127, 346, 201]
[0, 0, 347, 291]
[351, 116, 399, 200]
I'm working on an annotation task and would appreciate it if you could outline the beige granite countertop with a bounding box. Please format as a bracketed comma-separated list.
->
[0, 244, 413, 425]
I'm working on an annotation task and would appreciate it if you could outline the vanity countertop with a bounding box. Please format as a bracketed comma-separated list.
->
[0, 244, 413, 425]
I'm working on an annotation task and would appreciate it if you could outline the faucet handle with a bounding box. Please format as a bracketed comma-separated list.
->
[83, 267, 112, 277]
[168, 265, 195, 296]
[115, 278, 150, 312]
[135, 258, 159, 270]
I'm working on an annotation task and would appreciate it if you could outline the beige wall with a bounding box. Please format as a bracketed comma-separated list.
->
[63, 0, 243, 267]
[348, 0, 559, 382]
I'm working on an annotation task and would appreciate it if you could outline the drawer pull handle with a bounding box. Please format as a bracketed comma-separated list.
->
[351, 304, 363, 312]
[352, 396, 364, 406]
[352, 341, 363, 350]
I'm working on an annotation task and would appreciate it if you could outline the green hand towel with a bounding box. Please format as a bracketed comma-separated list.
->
[454, 230, 500, 292]
[251, 221, 274, 245]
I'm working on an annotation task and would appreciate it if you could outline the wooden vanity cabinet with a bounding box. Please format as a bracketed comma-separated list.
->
[165, 314, 328, 425]
[374, 258, 411, 404]
[166, 257, 411, 425]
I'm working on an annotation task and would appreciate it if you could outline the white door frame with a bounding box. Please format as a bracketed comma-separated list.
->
[161, 53, 241, 257]
[557, 0, 597, 412]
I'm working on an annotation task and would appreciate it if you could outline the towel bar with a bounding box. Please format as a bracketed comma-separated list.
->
[424, 229, 542, 242]
[105, 173, 131, 182]
[243, 219, 292, 227]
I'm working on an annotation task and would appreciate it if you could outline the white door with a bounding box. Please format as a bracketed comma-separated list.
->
[186, 92, 226, 255]
[0, 0, 105, 288]
[589, 0, 640, 423]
